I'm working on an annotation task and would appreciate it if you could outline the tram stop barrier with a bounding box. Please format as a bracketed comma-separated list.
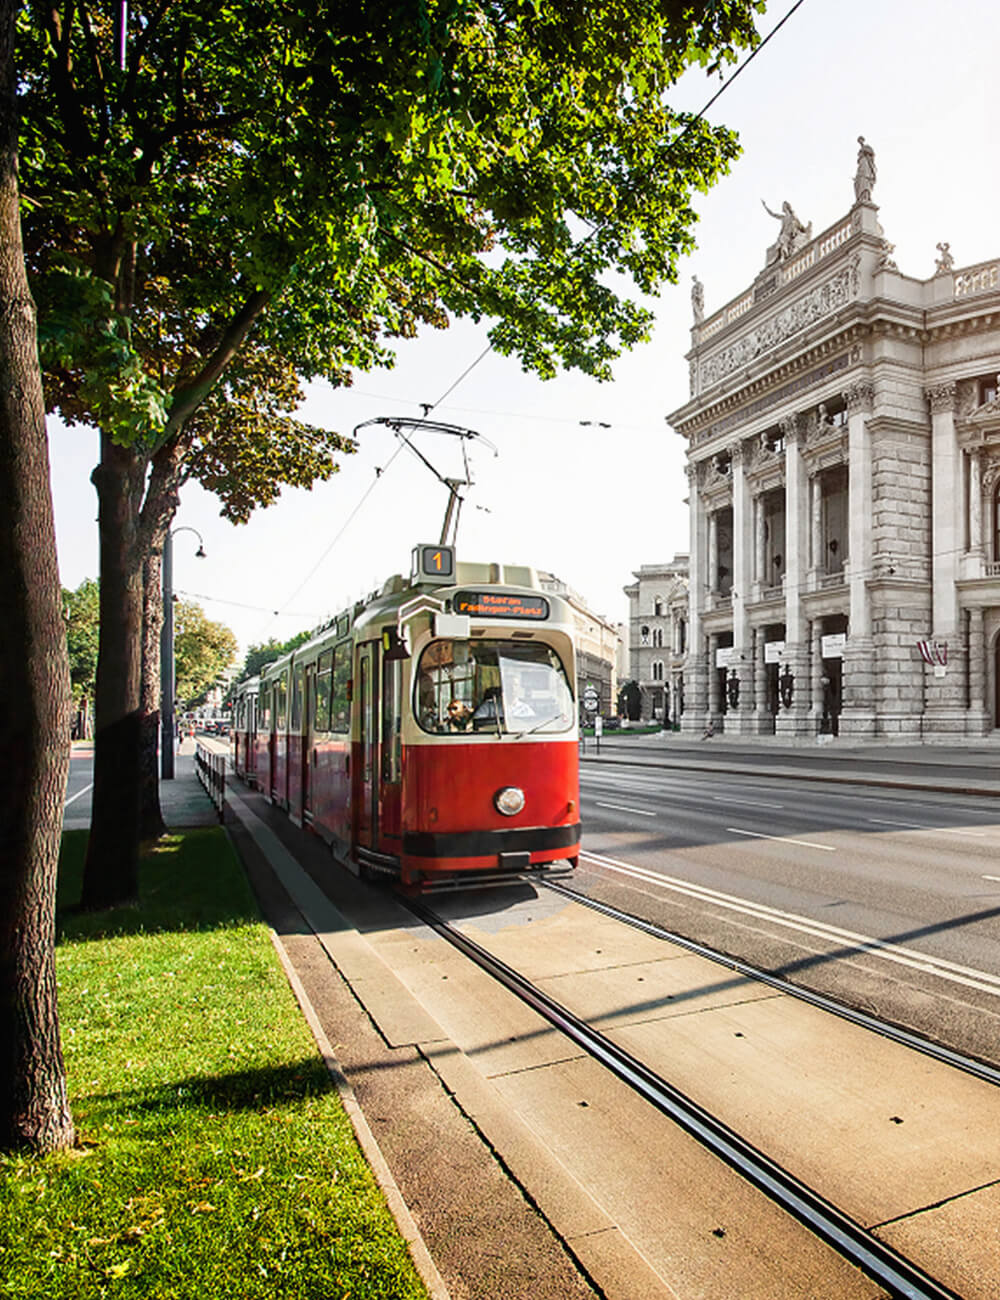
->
[195, 742, 226, 817]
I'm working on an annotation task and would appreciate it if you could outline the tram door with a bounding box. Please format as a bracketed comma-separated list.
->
[355, 642, 379, 850]
[302, 663, 316, 826]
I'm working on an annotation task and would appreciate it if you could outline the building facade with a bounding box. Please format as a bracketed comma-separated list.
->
[668, 143, 1000, 740]
[623, 557, 689, 723]
[538, 572, 623, 716]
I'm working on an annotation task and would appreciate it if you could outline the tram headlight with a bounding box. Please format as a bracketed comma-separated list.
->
[494, 786, 525, 817]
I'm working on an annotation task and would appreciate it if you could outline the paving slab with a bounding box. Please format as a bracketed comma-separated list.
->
[875, 1182, 1000, 1300]
[489, 1053, 882, 1300]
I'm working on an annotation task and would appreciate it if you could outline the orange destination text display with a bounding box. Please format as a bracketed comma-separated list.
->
[452, 590, 549, 620]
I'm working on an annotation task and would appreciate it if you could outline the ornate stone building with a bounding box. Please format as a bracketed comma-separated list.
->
[623, 557, 688, 723]
[668, 142, 1000, 740]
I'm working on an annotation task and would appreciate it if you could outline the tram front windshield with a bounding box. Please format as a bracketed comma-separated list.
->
[416, 639, 573, 736]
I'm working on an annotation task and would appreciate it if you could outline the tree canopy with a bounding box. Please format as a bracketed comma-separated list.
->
[20, 0, 761, 458]
[172, 600, 238, 708]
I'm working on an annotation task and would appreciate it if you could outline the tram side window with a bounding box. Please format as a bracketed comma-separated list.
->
[415, 638, 573, 736]
[260, 684, 271, 731]
[274, 674, 288, 731]
[314, 650, 333, 732]
[291, 663, 304, 733]
[331, 642, 351, 732]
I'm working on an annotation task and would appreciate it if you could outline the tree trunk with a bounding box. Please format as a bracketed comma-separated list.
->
[80, 435, 146, 909]
[0, 0, 75, 1153]
[140, 549, 167, 839]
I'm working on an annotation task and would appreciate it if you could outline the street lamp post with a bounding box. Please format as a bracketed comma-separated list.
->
[161, 526, 205, 779]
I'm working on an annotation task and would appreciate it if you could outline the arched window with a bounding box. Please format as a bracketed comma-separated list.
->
[652, 660, 664, 681]
[654, 597, 664, 616]
[652, 627, 663, 648]
[640, 624, 650, 645]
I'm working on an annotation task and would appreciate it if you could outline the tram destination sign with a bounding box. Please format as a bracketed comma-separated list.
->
[452, 590, 549, 620]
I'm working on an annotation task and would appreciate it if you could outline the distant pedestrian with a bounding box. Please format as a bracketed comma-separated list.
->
[701, 720, 714, 740]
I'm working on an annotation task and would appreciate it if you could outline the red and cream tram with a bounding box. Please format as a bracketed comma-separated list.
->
[232, 545, 580, 887]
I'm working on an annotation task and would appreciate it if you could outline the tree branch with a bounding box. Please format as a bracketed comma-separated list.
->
[157, 287, 272, 445]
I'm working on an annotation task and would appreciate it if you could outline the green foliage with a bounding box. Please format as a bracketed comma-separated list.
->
[173, 601, 238, 708]
[19, 0, 762, 472]
[0, 830, 427, 1299]
[62, 579, 100, 705]
[239, 629, 313, 681]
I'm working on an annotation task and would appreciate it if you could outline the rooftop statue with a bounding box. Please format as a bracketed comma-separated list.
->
[762, 199, 811, 265]
[691, 275, 704, 323]
[854, 136, 876, 203]
[934, 241, 955, 275]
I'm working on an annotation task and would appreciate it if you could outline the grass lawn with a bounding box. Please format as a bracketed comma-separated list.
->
[0, 829, 428, 1300]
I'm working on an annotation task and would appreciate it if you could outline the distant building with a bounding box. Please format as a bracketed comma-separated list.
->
[668, 141, 1000, 739]
[623, 558, 688, 723]
[539, 572, 623, 715]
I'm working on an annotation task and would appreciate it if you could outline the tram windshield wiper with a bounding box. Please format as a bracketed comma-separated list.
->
[514, 712, 569, 739]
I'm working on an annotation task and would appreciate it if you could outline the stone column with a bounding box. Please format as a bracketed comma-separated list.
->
[755, 494, 766, 595]
[922, 382, 966, 737]
[969, 448, 984, 554]
[810, 473, 823, 586]
[707, 633, 720, 723]
[707, 510, 718, 594]
[967, 606, 989, 735]
[728, 444, 753, 734]
[753, 626, 770, 735]
[809, 619, 824, 734]
[777, 415, 809, 736]
[839, 381, 877, 738]
[682, 462, 709, 734]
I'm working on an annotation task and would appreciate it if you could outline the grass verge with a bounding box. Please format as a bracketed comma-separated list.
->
[0, 829, 428, 1300]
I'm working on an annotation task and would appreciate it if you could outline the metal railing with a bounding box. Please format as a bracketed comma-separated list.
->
[195, 743, 226, 817]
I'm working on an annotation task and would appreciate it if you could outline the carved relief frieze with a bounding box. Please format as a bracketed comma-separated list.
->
[699, 259, 861, 390]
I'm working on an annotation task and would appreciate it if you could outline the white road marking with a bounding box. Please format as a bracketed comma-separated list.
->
[866, 817, 987, 838]
[580, 849, 1000, 998]
[594, 801, 657, 817]
[713, 795, 785, 809]
[726, 827, 835, 851]
[983, 875, 1000, 883]
[64, 782, 93, 808]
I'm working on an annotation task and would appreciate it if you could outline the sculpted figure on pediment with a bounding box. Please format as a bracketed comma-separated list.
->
[762, 199, 812, 266]
[955, 378, 980, 417]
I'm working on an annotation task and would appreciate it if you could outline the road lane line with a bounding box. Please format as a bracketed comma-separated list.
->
[579, 849, 1000, 997]
[64, 782, 93, 808]
[726, 827, 835, 851]
[713, 796, 785, 809]
[593, 801, 657, 817]
[866, 816, 987, 838]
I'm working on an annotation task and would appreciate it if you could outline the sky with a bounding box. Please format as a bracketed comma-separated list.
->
[48, 0, 1000, 660]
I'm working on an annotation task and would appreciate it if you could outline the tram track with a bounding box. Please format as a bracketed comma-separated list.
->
[542, 879, 1000, 1090]
[401, 888, 966, 1300]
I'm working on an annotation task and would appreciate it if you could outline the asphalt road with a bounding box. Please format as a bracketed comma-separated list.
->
[576, 759, 1000, 1069]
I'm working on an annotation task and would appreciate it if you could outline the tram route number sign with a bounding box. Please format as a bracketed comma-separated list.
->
[412, 544, 455, 584]
[582, 686, 599, 714]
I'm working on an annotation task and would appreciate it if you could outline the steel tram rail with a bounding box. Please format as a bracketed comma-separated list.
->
[401, 892, 962, 1300]
[543, 877, 1000, 1088]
